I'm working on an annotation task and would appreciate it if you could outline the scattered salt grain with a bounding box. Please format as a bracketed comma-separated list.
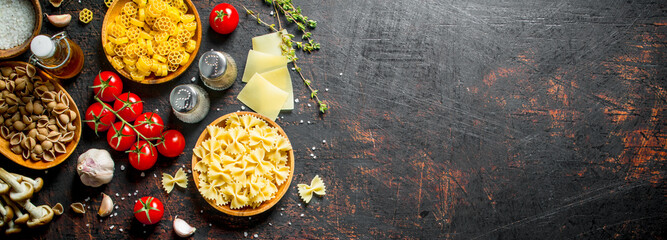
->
[120, 228, 124, 232]
[322, 140, 326, 143]
[191, 77, 196, 82]
[249, 217, 252, 220]
[268, 223, 272, 226]
[254, 234, 258, 238]
[121, 197, 125, 200]
[115, 206, 119, 209]
[114, 213, 118, 217]
[100, 220, 103, 223]
[312, 146, 316, 150]
[280, 213, 283, 216]
[241, 106, 246, 110]
[85, 197, 90, 202]
[110, 225, 115, 229]
[209, 223, 212, 227]
[294, 99, 299, 103]
[339, 73, 343, 76]
[128, 193, 132, 197]
[116, 193, 119, 197]
[141, 172, 145, 177]
[270, 11, 274, 16]
[310, 153, 314, 157]
[288, 222, 292, 226]
[216, 108, 221, 111]
[307, 121, 311, 124]
[120, 165, 125, 171]
[313, 156, 317, 159]
[300, 120, 304, 123]
[244, 232, 248, 237]
[153, 173, 157, 178]
[45, 170, 48, 174]
[86, 224, 90, 227]
[143, 231, 146, 234]
[325, 88, 329, 92]
[298, 204, 301, 207]
[300, 214, 304, 217]
[187, 169, 192, 173]
[291, 68, 296, 71]
[307, 103, 311, 107]
[134, 192, 137, 195]
[281, 208, 284, 211]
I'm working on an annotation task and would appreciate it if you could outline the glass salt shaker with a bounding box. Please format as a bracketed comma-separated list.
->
[169, 84, 210, 123]
[198, 50, 237, 90]
[29, 31, 84, 79]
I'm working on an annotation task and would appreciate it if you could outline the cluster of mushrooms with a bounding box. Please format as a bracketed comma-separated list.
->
[0, 167, 61, 234]
[0, 64, 77, 162]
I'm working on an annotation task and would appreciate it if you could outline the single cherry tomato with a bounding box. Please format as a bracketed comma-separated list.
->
[92, 71, 123, 102]
[113, 92, 143, 122]
[157, 130, 186, 158]
[106, 122, 137, 151]
[133, 196, 164, 225]
[127, 141, 158, 170]
[209, 3, 239, 34]
[84, 102, 116, 133]
[134, 112, 164, 139]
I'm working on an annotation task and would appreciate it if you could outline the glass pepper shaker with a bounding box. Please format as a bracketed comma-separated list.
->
[29, 31, 84, 79]
[169, 84, 210, 123]
[198, 50, 237, 90]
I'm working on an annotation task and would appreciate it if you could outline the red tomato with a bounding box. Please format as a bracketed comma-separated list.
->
[209, 3, 239, 34]
[84, 102, 116, 133]
[134, 112, 164, 139]
[157, 130, 185, 158]
[106, 122, 137, 151]
[133, 196, 164, 225]
[128, 141, 158, 170]
[92, 71, 123, 102]
[113, 92, 143, 122]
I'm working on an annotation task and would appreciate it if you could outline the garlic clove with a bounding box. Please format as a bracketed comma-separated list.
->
[46, 14, 72, 28]
[173, 216, 196, 237]
[98, 193, 114, 217]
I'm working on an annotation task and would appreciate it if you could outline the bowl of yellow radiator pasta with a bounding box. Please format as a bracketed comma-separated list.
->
[101, 0, 201, 84]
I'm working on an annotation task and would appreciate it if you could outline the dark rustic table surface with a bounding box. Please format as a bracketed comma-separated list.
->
[1, 0, 665, 239]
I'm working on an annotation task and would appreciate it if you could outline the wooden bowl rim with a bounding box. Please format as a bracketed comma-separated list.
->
[100, 0, 202, 84]
[0, 0, 43, 60]
[0, 61, 82, 170]
[191, 112, 295, 217]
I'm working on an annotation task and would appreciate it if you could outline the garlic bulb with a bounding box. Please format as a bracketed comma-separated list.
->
[173, 216, 196, 237]
[77, 149, 115, 187]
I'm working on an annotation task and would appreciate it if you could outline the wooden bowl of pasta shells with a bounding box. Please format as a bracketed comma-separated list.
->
[0, 61, 81, 169]
[192, 112, 294, 217]
[101, 0, 202, 84]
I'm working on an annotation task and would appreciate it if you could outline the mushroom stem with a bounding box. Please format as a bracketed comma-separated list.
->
[0, 180, 8, 195]
[11, 173, 43, 192]
[2, 196, 28, 225]
[5, 219, 21, 234]
[0, 197, 14, 227]
[20, 199, 54, 228]
[0, 168, 34, 202]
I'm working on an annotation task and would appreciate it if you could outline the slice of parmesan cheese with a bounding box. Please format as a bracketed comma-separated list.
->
[252, 29, 288, 58]
[241, 50, 287, 83]
[259, 66, 293, 110]
[237, 73, 288, 121]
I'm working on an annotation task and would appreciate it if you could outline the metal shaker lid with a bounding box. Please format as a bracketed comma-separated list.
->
[170, 84, 199, 113]
[198, 50, 227, 80]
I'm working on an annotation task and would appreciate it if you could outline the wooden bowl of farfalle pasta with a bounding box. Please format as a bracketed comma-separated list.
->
[192, 112, 294, 217]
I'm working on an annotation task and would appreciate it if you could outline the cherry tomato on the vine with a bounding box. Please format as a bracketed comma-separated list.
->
[128, 141, 158, 170]
[209, 3, 239, 34]
[92, 71, 123, 102]
[113, 92, 143, 122]
[157, 130, 185, 158]
[84, 102, 116, 133]
[133, 196, 164, 225]
[106, 122, 137, 151]
[134, 112, 164, 139]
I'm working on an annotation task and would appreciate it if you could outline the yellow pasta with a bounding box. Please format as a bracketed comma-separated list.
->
[297, 175, 326, 204]
[162, 168, 188, 194]
[79, 8, 93, 24]
[103, 0, 197, 81]
[193, 114, 292, 209]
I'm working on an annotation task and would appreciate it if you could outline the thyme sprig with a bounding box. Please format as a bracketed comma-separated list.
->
[243, 3, 328, 113]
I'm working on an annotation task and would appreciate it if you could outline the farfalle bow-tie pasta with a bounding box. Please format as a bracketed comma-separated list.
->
[298, 175, 326, 204]
[193, 114, 292, 209]
[162, 168, 188, 194]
